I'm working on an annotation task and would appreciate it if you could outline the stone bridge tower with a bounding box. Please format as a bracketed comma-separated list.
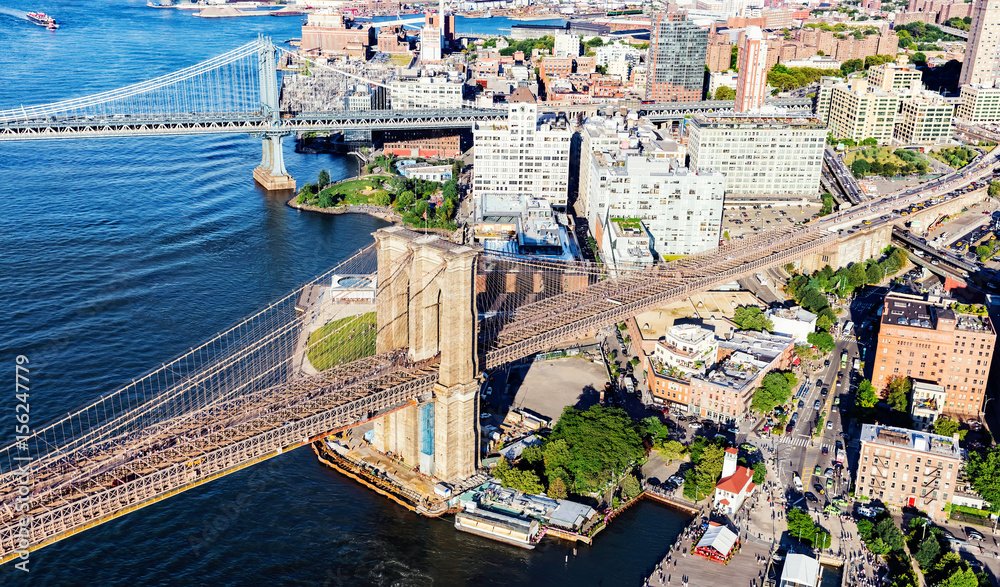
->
[371, 227, 479, 484]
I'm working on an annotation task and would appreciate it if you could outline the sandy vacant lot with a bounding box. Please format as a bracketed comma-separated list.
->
[508, 357, 609, 424]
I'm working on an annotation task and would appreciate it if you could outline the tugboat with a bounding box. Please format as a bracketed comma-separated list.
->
[27, 12, 58, 28]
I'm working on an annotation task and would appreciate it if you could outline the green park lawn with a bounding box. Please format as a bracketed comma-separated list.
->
[306, 312, 377, 371]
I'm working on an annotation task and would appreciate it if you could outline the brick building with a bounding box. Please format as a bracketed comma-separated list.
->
[301, 13, 375, 57]
[873, 293, 996, 417]
[383, 132, 461, 158]
[855, 424, 962, 519]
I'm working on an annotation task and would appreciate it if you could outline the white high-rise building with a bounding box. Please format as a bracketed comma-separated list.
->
[734, 26, 768, 113]
[960, 0, 1000, 87]
[472, 88, 572, 208]
[688, 115, 826, 195]
[421, 27, 443, 61]
[588, 151, 725, 258]
[553, 33, 581, 58]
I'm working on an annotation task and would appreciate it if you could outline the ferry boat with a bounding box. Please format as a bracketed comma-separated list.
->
[27, 11, 58, 28]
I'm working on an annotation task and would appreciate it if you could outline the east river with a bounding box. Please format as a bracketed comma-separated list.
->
[0, 2, 687, 584]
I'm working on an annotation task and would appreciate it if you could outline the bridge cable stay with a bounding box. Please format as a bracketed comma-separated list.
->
[0, 244, 434, 546]
[0, 41, 263, 123]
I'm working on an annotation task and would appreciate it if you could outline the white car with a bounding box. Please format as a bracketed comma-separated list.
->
[689, 422, 702, 429]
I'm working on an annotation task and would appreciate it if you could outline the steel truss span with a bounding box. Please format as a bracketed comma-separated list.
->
[0, 109, 508, 140]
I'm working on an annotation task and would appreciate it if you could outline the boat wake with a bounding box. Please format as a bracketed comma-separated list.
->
[0, 7, 29, 20]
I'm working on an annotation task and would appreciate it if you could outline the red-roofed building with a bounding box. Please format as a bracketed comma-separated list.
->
[713, 448, 756, 514]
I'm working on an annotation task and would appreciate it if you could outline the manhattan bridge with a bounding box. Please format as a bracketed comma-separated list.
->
[0, 36, 961, 563]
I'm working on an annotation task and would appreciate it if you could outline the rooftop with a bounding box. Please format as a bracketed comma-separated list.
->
[691, 114, 827, 130]
[859, 424, 960, 459]
[767, 306, 817, 324]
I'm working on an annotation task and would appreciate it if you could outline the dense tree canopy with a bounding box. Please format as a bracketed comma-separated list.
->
[964, 446, 1000, 513]
[733, 305, 773, 331]
[751, 371, 797, 413]
[857, 379, 879, 409]
[787, 507, 832, 548]
[545, 406, 645, 494]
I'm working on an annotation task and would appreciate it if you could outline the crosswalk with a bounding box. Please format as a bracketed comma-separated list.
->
[764, 434, 832, 450]
[833, 334, 857, 343]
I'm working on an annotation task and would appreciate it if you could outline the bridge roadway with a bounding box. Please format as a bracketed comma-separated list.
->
[0, 350, 440, 561]
[2, 131, 998, 561]
[0, 108, 509, 140]
[0, 99, 813, 141]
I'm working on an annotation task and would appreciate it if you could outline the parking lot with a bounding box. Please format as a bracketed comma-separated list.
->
[721, 201, 820, 239]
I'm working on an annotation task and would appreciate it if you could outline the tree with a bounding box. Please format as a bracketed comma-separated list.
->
[866, 263, 885, 285]
[657, 440, 686, 460]
[851, 158, 872, 178]
[964, 446, 1000, 515]
[910, 52, 927, 65]
[545, 406, 645, 494]
[857, 379, 879, 408]
[914, 534, 941, 569]
[621, 474, 642, 501]
[395, 190, 414, 209]
[714, 86, 736, 100]
[787, 507, 831, 547]
[317, 169, 330, 188]
[939, 568, 979, 587]
[374, 192, 391, 207]
[547, 476, 568, 500]
[751, 371, 797, 413]
[752, 461, 767, 484]
[886, 376, 911, 412]
[521, 445, 543, 465]
[989, 180, 1000, 198]
[860, 137, 879, 147]
[848, 263, 868, 288]
[934, 417, 959, 437]
[733, 305, 774, 331]
[807, 331, 836, 353]
[841, 58, 864, 75]
[693, 444, 725, 500]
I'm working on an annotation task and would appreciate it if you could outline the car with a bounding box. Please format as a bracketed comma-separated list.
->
[822, 446, 829, 455]
[827, 421, 834, 430]
[804, 492, 819, 502]
[689, 422, 702, 429]
[814, 465, 823, 476]
[798, 400, 805, 408]
[821, 388, 828, 396]
[824, 359, 830, 367]
[835, 440, 843, 450]
[813, 483, 825, 495]
[833, 397, 840, 406]
[968, 530, 985, 541]
[825, 468, 834, 477]
[727, 426, 739, 434]
[841, 432, 851, 439]
[816, 379, 823, 387]
[814, 400, 821, 410]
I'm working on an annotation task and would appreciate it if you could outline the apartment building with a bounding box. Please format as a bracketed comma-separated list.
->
[645, 12, 709, 102]
[588, 152, 725, 258]
[687, 115, 826, 196]
[855, 424, 961, 518]
[648, 329, 795, 419]
[957, 83, 1000, 123]
[823, 78, 900, 144]
[390, 74, 464, 109]
[472, 88, 572, 208]
[553, 33, 581, 58]
[873, 293, 996, 417]
[960, 0, 1000, 86]
[894, 91, 955, 144]
[653, 324, 718, 377]
[867, 59, 923, 92]
[734, 26, 768, 113]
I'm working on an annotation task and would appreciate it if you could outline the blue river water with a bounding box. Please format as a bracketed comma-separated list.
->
[0, 2, 686, 584]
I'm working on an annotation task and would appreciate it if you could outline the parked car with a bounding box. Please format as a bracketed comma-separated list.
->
[822, 446, 829, 455]
[813, 483, 825, 495]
